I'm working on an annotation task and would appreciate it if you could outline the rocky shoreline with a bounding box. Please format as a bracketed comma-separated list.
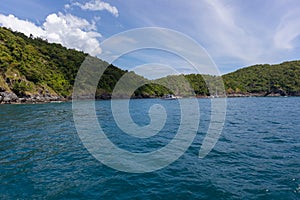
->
[0, 91, 66, 104]
[2, 90, 300, 105]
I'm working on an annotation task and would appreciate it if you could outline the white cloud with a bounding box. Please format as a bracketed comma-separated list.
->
[0, 14, 45, 37]
[115, 0, 267, 70]
[0, 13, 102, 56]
[43, 13, 102, 55]
[72, 0, 119, 17]
[199, 0, 262, 63]
[118, 0, 300, 72]
[64, 4, 71, 10]
[274, 9, 300, 49]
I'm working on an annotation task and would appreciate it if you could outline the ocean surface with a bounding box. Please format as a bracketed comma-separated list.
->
[0, 97, 299, 199]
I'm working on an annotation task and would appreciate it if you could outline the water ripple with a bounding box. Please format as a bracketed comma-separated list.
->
[0, 98, 300, 199]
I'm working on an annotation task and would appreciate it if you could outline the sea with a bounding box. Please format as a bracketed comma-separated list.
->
[0, 97, 299, 199]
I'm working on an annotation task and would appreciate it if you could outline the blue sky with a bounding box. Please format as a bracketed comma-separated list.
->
[0, 0, 300, 76]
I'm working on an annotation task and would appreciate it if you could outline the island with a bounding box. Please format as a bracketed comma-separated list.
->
[0, 27, 299, 104]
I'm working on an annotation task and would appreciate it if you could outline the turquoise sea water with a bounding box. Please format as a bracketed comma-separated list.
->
[0, 97, 299, 199]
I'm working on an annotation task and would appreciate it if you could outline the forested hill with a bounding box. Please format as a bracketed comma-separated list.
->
[222, 61, 300, 96]
[0, 26, 87, 101]
[0, 27, 170, 103]
[0, 26, 300, 103]
[153, 61, 300, 97]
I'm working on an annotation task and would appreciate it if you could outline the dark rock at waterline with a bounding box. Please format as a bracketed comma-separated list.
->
[0, 91, 65, 104]
[264, 89, 287, 97]
[0, 92, 18, 103]
[95, 93, 111, 100]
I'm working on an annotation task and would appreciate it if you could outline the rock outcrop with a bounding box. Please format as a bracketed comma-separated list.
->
[0, 91, 65, 104]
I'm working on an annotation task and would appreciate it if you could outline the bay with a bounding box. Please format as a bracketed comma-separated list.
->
[0, 97, 299, 199]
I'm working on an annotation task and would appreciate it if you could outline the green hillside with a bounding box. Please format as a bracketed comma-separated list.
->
[0, 27, 170, 102]
[156, 61, 300, 97]
[131, 61, 300, 97]
[223, 61, 300, 96]
[0, 26, 300, 103]
[0, 27, 85, 98]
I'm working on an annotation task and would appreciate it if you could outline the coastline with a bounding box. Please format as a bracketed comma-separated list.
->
[0, 91, 66, 104]
[1, 91, 299, 104]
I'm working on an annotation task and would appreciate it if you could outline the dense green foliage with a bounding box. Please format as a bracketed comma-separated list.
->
[183, 61, 300, 96]
[157, 62, 300, 97]
[0, 27, 87, 97]
[1, 26, 299, 99]
[223, 61, 300, 95]
[0, 27, 171, 99]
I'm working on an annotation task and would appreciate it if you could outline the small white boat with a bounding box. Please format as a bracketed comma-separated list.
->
[163, 94, 177, 100]
[50, 101, 63, 103]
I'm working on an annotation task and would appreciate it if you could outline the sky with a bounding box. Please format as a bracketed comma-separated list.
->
[0, 0, 300, 76]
